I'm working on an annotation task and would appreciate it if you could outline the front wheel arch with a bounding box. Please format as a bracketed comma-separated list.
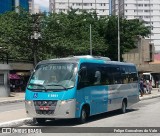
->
[78, 104, 90, 124]
[120, 98, 127, 114]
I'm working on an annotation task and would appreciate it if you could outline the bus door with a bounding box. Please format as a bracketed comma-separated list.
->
[89, 85, 107, 114]
[77, 63, 107, 115]
[76, 64, 96, 115]
[86, 64, 107, 114]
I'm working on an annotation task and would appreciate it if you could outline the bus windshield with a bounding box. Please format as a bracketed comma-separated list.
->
[27, 63, 77, 91]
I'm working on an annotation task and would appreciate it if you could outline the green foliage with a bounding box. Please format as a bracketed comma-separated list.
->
[104, 16, 150, 60]
[0, 10, 33, 60]
[0, 10, 150, 63]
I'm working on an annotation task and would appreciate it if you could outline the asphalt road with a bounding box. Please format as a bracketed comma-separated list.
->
[0, 102, 24, 113]
[1, 98, 160, 136]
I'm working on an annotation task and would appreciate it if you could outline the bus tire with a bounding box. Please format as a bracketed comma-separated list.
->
[120, 100, 127, 114]
[34, 118, 46, 124]
[78, 108, 88, 124]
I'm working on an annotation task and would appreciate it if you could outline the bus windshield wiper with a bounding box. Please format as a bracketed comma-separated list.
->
[45, 83, 67, 90]
[27, 83, 47, 91]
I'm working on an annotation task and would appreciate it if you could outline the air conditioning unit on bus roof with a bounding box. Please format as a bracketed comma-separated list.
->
[73, 55, 111, 61]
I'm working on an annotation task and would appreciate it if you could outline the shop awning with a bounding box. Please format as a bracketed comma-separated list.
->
[9, 74, 20, 79]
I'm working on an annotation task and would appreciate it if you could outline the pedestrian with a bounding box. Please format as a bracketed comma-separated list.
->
[143, 79, 147, 94]
[148, 80, 152, 94]
[140, 78, 144, 97]
[146, 80, 150, 94]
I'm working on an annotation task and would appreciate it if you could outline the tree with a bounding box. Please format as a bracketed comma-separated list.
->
[104, 16, 150, 60]
[0, 10, 150, 63]
[41, 10, 108, 58]
[0, 10, 33, 61]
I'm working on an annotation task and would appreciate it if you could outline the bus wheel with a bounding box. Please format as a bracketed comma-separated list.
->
[120, 101, 127, 114]
[34, 118, 46, 124]
[79, 108, 87, 124]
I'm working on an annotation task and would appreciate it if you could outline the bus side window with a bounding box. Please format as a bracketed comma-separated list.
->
[124, 66, 129, 83]
[130, 66, 138, 83]
[78, 67, 87, 81]
[94, 70, 101, 85]
[110, 66, 121, 84]
[104, 66, 114, 85]
[77, 65, 89, 89]
[101, 67, 109, 85]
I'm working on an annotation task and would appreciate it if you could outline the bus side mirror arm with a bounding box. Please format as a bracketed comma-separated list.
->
[77, 66, 87, 90]
[78, 67, 87, 75]
[77, 76, 82, 90]
[78, 75, 81, 83]
[30, 69, 35, 75]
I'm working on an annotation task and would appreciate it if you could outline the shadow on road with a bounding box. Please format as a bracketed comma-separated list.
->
[27, 108, 138, 126]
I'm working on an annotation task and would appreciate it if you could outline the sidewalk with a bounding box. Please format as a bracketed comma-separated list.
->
[0, 92, 24, 105]
[139, 88, 160, 100]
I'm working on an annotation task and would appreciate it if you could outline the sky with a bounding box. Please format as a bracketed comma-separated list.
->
[34, 0, 49, 12]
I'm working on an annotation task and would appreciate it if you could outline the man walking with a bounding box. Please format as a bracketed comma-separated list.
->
[140, 78, 144, 97]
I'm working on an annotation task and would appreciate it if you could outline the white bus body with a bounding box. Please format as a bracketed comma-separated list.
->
[142, 73, 155, 87]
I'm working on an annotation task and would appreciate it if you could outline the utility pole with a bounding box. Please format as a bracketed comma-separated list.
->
[90, 24, 92, 55]
[117, 0, 120, 61]
[31, 13, 43, 66]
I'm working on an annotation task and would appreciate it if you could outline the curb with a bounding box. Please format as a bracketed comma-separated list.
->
[0, 100, 24, 105]
[139, 94, 160, 101]
[0, 118, 33, 127]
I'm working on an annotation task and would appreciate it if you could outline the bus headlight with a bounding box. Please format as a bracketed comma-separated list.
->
[25, 101, 32, 105]
[61, 99, 74, 105]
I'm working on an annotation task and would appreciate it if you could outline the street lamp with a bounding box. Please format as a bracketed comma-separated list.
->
[31, 31, 41, 66]
[117, 0, 120, 61]
[83, 19, 92, 55]
[90, 24, 92, 55]
[31, 13, 43, 66]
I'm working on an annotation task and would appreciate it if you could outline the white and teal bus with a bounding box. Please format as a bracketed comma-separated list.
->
[25, 56, 139, 124]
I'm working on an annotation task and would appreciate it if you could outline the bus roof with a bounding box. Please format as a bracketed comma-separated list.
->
[38, 55, 135, 66]
[143, 73, 151, 75]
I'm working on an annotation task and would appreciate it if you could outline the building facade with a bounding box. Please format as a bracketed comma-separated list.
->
[29, 0, 34, 13]
[111, 0, 160, 52]
[122, 36, 154, 66]
[49, 0, 110, 16]
[122, 36, 160, 85]
[0, 0, 31, 14]
[34, 4, 41, 13]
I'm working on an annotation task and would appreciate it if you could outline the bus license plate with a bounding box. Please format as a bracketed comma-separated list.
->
[39, 106, 49, 111]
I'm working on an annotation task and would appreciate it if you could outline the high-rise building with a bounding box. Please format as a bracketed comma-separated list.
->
[49, 0, 55, 13]
[49, 0, 110, 16]
[0, 0, 14, 13]
[111, 0, 160, 52]
[0, 0, 30, 14]
[29, 0, 34, 13]
[34, 4, 41, 14]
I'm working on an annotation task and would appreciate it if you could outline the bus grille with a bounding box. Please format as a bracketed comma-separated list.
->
[33, 100, 57, 115]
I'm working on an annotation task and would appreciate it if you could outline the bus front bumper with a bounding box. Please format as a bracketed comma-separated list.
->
[25, 99, 76, 119]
